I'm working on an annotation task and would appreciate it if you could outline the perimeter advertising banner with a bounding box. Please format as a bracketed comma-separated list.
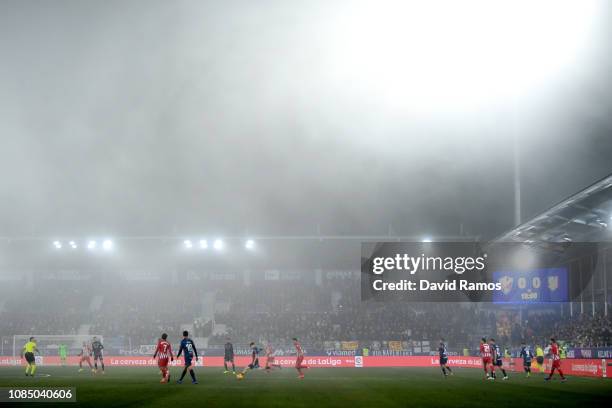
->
[1, 356, 608, 377]
[568, 347, 612, 359]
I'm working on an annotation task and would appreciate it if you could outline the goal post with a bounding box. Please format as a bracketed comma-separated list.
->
[12, 335, 104, 362]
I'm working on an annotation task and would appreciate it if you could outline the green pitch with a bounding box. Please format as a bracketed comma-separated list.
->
[0, 366, 610, 407]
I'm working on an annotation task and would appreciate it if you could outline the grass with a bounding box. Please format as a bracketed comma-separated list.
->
[0, 366, 610, 407]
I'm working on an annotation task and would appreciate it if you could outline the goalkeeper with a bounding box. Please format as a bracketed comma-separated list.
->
[59, 343, 68, 366]
[21, 337, 39, 377]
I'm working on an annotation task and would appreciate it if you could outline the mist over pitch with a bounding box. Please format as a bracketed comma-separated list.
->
[0, 0, 611, 241]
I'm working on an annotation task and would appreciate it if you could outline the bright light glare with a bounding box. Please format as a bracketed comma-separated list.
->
[69, 241, 77, 249]
[53, 241, 62, 249]
[199, 240, 208, 249]
[327, 0, 601, 112]
[102, 240, 113, 250]
[245, 239, 255, 250]
[421, 237, 433, 243]
[184, 240, 193, 249]
[213, 239, 223, 250]
[87, 241, 96, 250]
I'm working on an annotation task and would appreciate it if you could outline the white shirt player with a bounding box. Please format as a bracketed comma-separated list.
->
[81, 343, 91, 356]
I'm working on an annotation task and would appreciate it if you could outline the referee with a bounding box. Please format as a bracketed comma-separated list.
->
[22, 337, 39, 377]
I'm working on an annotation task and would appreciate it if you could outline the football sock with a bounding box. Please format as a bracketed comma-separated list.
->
[189, 369, 196, 382]
[180, 367, 188, 381]
[31, 364, 37, 376]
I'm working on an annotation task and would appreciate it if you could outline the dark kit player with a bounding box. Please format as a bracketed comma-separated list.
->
[239, 342, 261, 377]
[176, 330, 199, 384]
[519, 341, 534, 378]
[438, 339, 453, 377]
[489, 338, 508, 380]
[223, 337, 235, 374]
[91, 336, 105, 374]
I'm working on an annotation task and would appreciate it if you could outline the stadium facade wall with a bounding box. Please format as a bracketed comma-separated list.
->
[0, 356, 608, 378]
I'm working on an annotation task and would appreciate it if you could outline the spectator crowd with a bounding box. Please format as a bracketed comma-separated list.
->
[1, 276, 611, 352]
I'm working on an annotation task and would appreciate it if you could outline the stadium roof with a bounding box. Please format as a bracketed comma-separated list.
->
[492, 173, 612, 244]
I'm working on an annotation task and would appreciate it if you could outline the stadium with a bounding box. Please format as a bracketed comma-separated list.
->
[1, 0, 612, 407]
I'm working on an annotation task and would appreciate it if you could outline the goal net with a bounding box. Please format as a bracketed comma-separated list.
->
[12, 335, 104, 364]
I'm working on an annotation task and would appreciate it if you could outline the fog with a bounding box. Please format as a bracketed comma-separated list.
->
[0, 0, 610, 240]
[0, 1, 612, 357]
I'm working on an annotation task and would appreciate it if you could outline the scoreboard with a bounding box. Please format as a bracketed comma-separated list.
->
[492, 267, 568, 303]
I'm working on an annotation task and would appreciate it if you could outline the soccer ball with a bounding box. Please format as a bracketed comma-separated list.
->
[236, 373, 244, 380]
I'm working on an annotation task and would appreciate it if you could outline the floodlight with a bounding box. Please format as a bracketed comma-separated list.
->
[245, 239, 255, 250]
[184, 240, 193, 249]
[199, 240, 208, 249]
[326, 0, 600, 112]
[53, 241, 62, 249]
[102, 240, 113, 250]
[213, 239, 223, 250]
[87, 241, 97, 250]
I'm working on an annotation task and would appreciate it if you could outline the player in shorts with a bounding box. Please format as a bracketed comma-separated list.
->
[58, 344, 68, 366]
[22, 337, 39, 377]
[520, 341, 534, 378]
[176, 330, 199, 384]
[489, 338, 508, 380]
[153, 333, 174, 383]
[293, 337, 309, 379]
[223, 337, 235, 374]
[239, 342, 261, 377]
[545, 338, 566, 382]
[479, 337, 494, 380]
[438, 339, 453, 377]
[264, 343, 282, 372]
[78, 342, 94, 373]
[91, 337, 105, 374]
